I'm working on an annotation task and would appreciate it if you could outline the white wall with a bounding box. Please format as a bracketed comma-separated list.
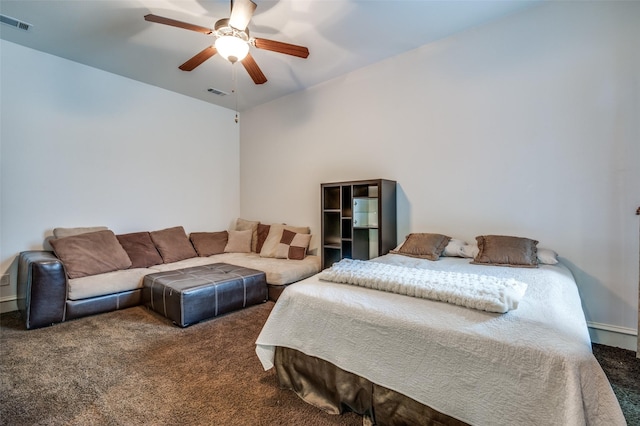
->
[240, 2, 640, 348]
[0, 41, 240, 311]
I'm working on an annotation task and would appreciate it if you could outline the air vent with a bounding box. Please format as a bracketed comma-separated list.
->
[207, 87, 228, 96]
[0, 14, 32, 31]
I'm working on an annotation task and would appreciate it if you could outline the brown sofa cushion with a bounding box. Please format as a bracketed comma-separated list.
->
[256, 224, 271, 254]
[52, 226, 109, 239]
[116, 232, 163, 268]
[471, 235, 539, 268]
[149, 226, 197, 263]
[190, 231, 228, 257]
[50, 230, 132, 279]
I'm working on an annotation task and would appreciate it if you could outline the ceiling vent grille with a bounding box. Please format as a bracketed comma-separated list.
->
[207, 87, 228, 96]
[0, 14, 32, 31]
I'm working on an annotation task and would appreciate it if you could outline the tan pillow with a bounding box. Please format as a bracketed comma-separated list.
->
[275, 230, 312, 260]
[471, 235, 539, 268]
[190, 231, 228, 257]
[116, 232, 163, 268]
[224, 229, 252, 253]
[235, 218, 259, 252]
[53, 226, 109, 239]
[149, 226, 197, 263]
[260, 224, 311, 258]
[50, 230, 132, 279]
[391, 233, 451, 261]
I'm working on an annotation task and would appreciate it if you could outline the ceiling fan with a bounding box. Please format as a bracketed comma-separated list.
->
[144, 0, 309, 85]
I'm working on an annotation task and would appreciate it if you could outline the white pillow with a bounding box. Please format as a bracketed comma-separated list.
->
[443, 239, 467, 257]
[537, 248, 558, 265]
[460, 244, 480, 259]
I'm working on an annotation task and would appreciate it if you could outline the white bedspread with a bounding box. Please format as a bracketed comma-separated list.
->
[255, 255, 625, 426]
[318, 258, 527, 313]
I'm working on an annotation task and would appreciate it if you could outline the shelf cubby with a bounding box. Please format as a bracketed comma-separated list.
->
[321, 179, 396, 269]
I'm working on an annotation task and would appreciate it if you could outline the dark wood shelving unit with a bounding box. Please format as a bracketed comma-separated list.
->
[321, 179, 396, 269]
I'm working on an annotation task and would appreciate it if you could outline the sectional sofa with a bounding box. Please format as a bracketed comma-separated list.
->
[17, 220, 320, 330]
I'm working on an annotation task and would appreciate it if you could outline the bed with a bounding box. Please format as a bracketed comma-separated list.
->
[255, 240, 626, 425]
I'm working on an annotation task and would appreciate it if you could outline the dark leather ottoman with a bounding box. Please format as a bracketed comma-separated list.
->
[142, 263, 267, 327]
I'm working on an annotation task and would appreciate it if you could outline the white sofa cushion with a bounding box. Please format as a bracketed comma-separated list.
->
[68, 252, 322, 301]
[212, 252, 320, 286]
[68, 268, 149, 301]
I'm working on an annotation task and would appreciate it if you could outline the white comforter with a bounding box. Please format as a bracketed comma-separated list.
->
[255, 255, 625, 426]
[318, 258, 527, 313]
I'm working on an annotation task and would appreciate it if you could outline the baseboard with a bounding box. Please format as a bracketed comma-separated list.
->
[0, 295, 18, 314]
[588, 321, 638, 352]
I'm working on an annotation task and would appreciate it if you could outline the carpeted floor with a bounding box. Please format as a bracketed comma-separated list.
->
[1, 303, 638, 425]
[592, 343, 640, 426]
[0, 303, 360, 426]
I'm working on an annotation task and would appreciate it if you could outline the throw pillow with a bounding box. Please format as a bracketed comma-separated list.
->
[460, 244, 480, 259]
[235, 218, 260, 252]
[443, 238, 467, 257]
[149, 226, 197, 263]
[537, 248, 558, 265]
[190, 231, 228, 257]
[275, 230, 312, 260]
[391, 233, 451, 261]
[116, 232, 163, 268]
[260, 224, 311, 258]
[471, 235, 539, 268]
[50, 230, 132, 279]
[224, 229, 252, 253]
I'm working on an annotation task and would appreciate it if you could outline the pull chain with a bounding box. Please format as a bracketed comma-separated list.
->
[232, 64, 239, 123]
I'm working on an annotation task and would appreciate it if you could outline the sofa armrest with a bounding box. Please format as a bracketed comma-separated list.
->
[17, 251, 67, 329]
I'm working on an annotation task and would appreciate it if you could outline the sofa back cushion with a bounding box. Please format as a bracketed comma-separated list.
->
[149, 226, 197, 263]
[53, 226, 109, 239]
[190, 231, 228, 257]
[234, 218, 260, 252]
[116, 232, 164, 268]
[260, 224, 311, 258]
[50, 230, 132, 279]
[224, 229, 252, 253]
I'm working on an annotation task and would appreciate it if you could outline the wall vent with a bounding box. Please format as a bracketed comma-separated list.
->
[0, 14, 32, 31]
[207, 87, 228, 96]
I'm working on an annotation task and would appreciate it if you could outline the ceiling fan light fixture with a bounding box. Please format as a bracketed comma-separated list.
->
[215, 35, 249, 63]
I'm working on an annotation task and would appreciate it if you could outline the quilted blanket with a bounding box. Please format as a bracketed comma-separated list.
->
[256, 255, 625, 426]
[318, 258, 527, 313]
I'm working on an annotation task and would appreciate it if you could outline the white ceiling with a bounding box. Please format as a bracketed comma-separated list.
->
[0, 0, 542, 111]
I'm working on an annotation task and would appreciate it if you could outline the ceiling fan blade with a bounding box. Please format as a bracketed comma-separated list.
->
[144, 14, 212, 35]
[179, 46, 218, 71]
[254, 38, 309, 58]
[229, 0, 256, 31]
[241, 53, 267, 84]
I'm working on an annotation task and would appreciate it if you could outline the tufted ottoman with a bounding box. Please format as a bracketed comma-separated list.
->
[142, 263, 267, 327]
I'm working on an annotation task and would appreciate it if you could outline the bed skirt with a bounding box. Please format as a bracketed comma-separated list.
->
[274, 346, 469, 426]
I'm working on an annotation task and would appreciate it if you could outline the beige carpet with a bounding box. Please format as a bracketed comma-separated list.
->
[0, 302, 361, 425]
